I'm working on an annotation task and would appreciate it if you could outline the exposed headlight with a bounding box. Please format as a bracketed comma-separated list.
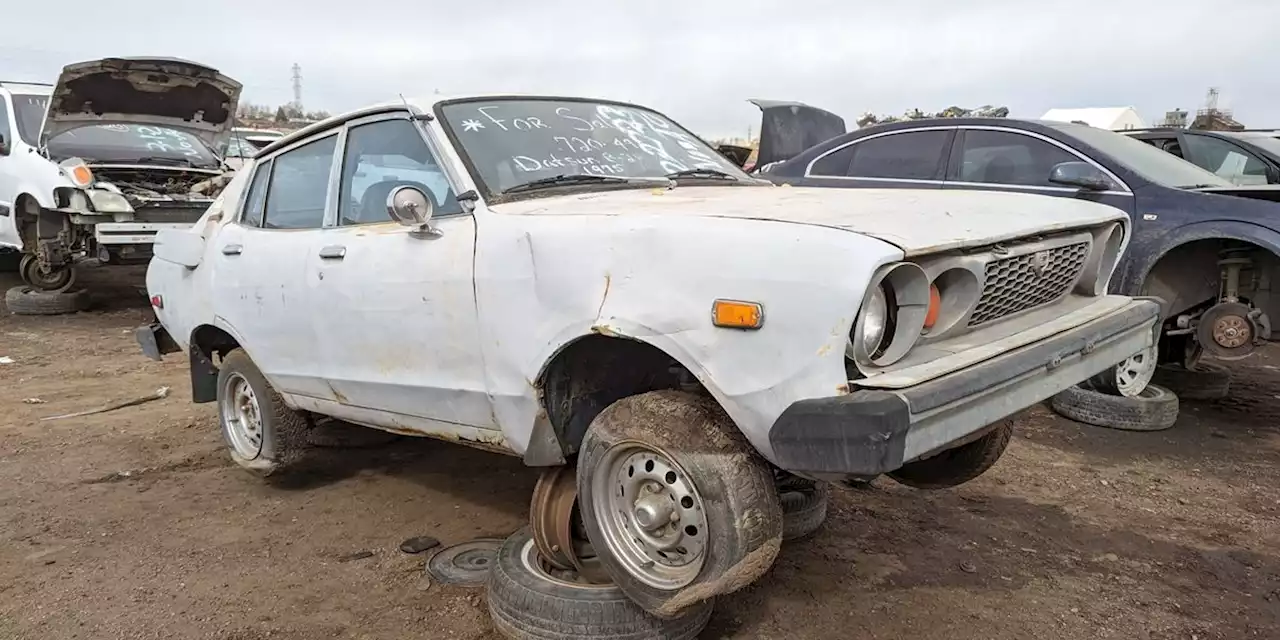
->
[860, 285, 890, 356]
[87, 189, 134, 214]
[849, 262, 931, 367]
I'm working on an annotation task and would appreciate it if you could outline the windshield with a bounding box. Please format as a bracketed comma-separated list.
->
[1048, 122, 1232, 189]
[12, 94, 48, 146]
[1230, 134, 1280, 158]
[437, 98, 751, 197]
[46, 124, 220, 168]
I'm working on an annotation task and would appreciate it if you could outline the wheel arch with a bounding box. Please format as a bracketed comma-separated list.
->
[527, 326, 739, 466]
[1123, 221, 1280, 317]
[187, 321, 260, 404]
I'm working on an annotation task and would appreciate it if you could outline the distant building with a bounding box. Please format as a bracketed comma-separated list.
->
[1040, 107, 1146, 130]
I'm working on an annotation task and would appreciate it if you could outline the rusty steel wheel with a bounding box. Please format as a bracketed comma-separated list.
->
[530, 465, 610, 583]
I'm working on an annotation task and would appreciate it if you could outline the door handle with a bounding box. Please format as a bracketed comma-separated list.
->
[319, 245, 346, 260]
[221, 244, 242, 256]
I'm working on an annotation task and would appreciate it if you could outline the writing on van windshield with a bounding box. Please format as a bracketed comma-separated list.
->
[446, 101, 732, 188]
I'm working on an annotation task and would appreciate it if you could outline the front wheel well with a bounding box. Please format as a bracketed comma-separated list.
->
[1141, 238, 1279, 317]
[188, 325, 241, 403]
[537, 334, 699, 458]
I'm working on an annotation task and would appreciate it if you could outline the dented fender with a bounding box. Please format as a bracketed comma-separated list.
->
[473, 210, 903, 462]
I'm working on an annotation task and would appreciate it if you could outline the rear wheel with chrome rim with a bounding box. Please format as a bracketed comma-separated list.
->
[577, 390, 782, 619]
[216, 348, 311, 477]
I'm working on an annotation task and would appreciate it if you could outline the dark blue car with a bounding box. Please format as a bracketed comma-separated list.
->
[733, 102, 1280, 370]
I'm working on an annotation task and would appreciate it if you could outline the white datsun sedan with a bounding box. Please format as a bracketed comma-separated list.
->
[136, 94, 1159, 631]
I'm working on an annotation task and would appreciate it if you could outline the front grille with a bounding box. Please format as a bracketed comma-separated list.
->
[968, 242, 1090, 327]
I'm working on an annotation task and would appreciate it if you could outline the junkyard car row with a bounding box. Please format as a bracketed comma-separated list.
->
[3, 56, 1277, 640]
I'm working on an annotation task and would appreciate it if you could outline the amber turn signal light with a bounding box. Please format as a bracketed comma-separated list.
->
[712, 299, 764, 330]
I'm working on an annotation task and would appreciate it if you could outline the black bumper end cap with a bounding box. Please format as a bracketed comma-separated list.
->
[135, 323, 179, 361]
[768, 390, 910, 477]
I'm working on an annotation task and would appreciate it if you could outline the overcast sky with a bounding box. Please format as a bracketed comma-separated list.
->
[4, 0, 1278, 138]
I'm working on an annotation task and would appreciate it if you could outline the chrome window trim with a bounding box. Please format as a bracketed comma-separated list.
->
[804, 126, 956, 178]
[802, 123, 1134, 196]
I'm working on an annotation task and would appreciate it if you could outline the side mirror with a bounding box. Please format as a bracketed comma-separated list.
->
[0, 133, 9, 156]
[1049, 161, 1111, 191]
[386, 185, 440, 239]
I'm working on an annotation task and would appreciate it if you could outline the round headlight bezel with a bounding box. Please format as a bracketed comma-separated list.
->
[848, 262, 931, 367]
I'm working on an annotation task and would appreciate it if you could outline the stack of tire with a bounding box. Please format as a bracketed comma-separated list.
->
[3, 256, 90, 316]
[1050, 344, 1230, 431]
[485, 468, 829, 640]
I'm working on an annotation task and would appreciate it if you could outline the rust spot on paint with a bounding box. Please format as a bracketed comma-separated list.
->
[836, 383, 850, 394]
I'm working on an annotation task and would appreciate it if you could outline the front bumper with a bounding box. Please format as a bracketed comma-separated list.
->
[767, 297, 1161, 477]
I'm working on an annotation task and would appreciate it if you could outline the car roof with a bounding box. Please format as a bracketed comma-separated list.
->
[255, 93, 662, 157]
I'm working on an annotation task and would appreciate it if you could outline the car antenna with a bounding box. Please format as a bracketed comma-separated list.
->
[400, 93, 433, 122]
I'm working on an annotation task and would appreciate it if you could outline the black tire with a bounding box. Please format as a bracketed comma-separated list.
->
[18, 255, 75, 292]
[4, 286, 90, 315]
[216, 348, 312, 476]
[577, 390, 782, 619]
[487, 529, 712, 640]
[1151, 363, 1231, 401]
[778, 479, 828, 541]
[888, 420, 1014, 489]
[1050, 383, 1179, 432]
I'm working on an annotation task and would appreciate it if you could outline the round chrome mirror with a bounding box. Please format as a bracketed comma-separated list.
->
[386, 186, 434, 227]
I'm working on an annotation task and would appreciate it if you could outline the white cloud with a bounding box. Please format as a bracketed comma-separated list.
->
[4, 0, 1278, 137]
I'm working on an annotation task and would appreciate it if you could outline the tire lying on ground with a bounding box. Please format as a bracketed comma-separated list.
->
[888, 419, 1014, 489]
[777, 478, 829, 541]
[487, 528, 713, 640]
[577, 390, 783, 619]
[1049, 383, 1179, 431]
[3, 286, 90, 316]
[1150, 363, 1231, 401]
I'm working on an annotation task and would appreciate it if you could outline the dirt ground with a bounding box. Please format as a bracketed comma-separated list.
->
[1, 265, 1277, 640]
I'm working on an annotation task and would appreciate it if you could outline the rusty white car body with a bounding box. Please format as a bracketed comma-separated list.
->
[136, 93, 1159, 477]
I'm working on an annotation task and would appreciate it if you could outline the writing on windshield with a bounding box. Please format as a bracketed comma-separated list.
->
[439, 99, 742, 194]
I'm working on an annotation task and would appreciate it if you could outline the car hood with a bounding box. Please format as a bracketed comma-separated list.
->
[43, 57, 242, 149]
[487, 186, 1126, 255]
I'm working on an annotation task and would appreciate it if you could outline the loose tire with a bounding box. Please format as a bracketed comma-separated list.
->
[4, 286, 90, 315]
[888, 420, 1014, 489]
[577, 390, 782, 619]
[18, 255, 75, 292]
[216, 348, 311, 476]
[487, 529, 712, 640]
[778, 478, 828, 541]
[1150, 363, 1231, 401]
[1087, 344, 1157, 398]
[1050, 383, 1179, 432]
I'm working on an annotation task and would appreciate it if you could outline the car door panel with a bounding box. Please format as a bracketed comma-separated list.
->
[306, 115, 494, 431]
[210, 136, 336, 398]
[944, 128, 1136, 217]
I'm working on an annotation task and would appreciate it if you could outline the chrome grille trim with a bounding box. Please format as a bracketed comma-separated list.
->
[968, 241, 1090, 327]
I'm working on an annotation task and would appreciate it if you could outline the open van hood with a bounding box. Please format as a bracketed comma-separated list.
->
[43, 57, 242, 149]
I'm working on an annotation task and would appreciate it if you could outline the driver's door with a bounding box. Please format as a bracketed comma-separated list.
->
[304, 114, 494, 433]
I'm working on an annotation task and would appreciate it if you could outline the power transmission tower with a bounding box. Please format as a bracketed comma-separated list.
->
[290, 63, 303, 112]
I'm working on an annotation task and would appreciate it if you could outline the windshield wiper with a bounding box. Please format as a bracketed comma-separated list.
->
[665, 168, 739, 182]
[502, 174, 630, 194]
[1178, 183, 1225, 190]
[134, 156, 199, 168]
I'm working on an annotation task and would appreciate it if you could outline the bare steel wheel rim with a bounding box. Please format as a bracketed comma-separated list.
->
[221, 373, 264, 459]
[592, 442, 709, 590]
[1114, 344, 1157, 397]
